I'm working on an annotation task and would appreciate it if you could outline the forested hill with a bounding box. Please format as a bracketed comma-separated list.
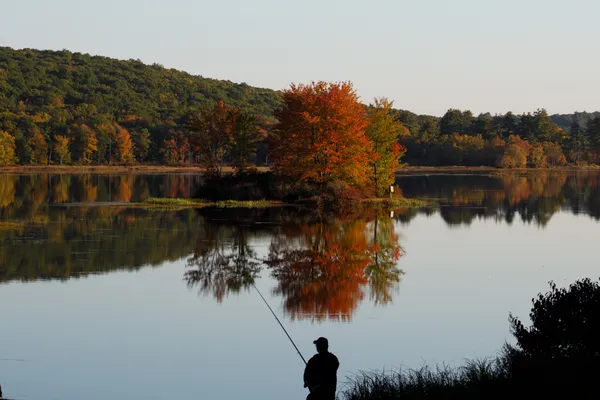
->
[0, 46, 282, 164]
[1, 46, 599, 167]
[0, 46, 282, 120]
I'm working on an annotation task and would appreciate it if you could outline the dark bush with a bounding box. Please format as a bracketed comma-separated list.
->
[342, 278, 600, 400]
[193, 173, 367, 208]
[507, 277, 600, 397]
[318, 180, 366, 213]
[509, 278, 600, 360]
[194, 172, 276, 201]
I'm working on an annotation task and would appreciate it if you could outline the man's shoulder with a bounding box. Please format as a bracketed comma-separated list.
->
[328, 352, 339, 362]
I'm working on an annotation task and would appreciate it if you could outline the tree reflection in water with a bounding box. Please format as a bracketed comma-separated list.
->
[4, 171, 600, 321]
[185, 225, 261, 302]
[185, 210, 405, 322]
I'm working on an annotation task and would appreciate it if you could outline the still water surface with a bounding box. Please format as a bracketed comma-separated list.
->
[0, 171, 599, 400]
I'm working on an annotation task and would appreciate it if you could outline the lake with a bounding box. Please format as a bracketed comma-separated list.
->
[1, 171, 599, 400]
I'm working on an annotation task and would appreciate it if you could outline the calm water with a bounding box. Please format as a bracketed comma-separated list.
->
[1, 171, 599, 400]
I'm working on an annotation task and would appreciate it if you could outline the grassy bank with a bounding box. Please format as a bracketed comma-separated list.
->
[140, 196, 428, 210]
[342, 355, 513, 400]
[141, 197, 285, 209]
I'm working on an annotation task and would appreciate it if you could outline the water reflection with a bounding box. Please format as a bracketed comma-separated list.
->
[0, 173, 202, 220]
[184, 209, 405, 322]
[185, 224, 262, 302]
[1, 171, 600, 321]
[0, 207, 206, 282]
[396, 171, 600, 226]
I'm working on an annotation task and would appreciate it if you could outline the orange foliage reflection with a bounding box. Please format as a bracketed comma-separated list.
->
[266, 216, 404, 322]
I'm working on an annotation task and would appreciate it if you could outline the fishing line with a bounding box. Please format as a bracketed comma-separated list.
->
[252, 283, 307, 365]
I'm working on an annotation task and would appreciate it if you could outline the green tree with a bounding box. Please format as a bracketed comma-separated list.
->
[131, 128, 151, 162]
[566, 122, 588, 163]
[473, 113, 493, 138]
[586, 116, 600, 162]
[230, 110, 263, 174]
[534, 109, 563, 142]
[440, 109, 473, 135]
[188, 99, 232, 176]
[366, 97, 408, 196]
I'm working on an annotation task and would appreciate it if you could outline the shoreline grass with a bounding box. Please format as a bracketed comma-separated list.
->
[141, 197, 286, 209]
[341, 357, 512, 400]
[361, 198, 429, 208]
[140, 196, 427, 210]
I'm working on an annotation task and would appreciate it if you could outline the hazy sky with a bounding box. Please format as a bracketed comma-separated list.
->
[2, 0, 598, 116]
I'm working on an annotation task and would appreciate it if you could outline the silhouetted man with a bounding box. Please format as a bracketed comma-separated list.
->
[303, 337, 339, 400]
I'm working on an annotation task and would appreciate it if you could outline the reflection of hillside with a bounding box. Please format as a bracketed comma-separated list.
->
[396, 171, 600, 226]
[0, 208, 205, 282]
[0, 173, 203, 220]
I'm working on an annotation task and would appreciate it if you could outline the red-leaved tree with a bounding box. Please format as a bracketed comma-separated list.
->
[269, 81, 372, 189]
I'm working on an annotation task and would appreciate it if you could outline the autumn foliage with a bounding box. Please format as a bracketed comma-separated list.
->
[270, 82, 374, 190]
[187, 99, 263, 175]
[0, 131, 17, 166]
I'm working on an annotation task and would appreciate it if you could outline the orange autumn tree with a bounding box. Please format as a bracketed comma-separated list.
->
[115, 125, 135, 164]
[270, 81, 372, 190]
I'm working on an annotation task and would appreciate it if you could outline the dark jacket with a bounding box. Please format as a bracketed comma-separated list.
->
[303, 351, 340, 393]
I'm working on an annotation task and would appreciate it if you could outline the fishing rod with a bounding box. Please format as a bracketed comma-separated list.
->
[252, 283, 307, 365]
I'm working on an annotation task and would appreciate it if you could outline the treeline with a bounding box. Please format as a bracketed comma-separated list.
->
[397, 108, 600, 166]
[2, 46, 600, 168]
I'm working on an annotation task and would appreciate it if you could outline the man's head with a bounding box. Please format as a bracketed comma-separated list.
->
[313, 337, 329, 353]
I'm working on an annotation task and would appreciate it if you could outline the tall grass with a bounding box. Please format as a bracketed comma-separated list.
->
[341, 356, 512, 400]
[142, 197, 283, 209]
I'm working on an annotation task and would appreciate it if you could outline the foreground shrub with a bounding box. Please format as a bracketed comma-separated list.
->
[342, 278, 600, 400]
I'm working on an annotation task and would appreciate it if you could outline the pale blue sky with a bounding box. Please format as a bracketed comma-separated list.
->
[2, 0, 598, 116]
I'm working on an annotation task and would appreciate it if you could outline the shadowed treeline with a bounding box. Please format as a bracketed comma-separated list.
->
[0, 207, 206, 282]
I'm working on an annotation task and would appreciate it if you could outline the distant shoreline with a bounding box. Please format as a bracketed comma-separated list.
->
[0, 165, 269, 174]
[0, 165, 598, 174]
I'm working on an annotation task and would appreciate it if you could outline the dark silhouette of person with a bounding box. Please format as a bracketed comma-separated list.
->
[303, 337, 339, 400]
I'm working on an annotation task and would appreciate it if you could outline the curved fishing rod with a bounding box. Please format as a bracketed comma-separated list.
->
[252, 283, 307, 365]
